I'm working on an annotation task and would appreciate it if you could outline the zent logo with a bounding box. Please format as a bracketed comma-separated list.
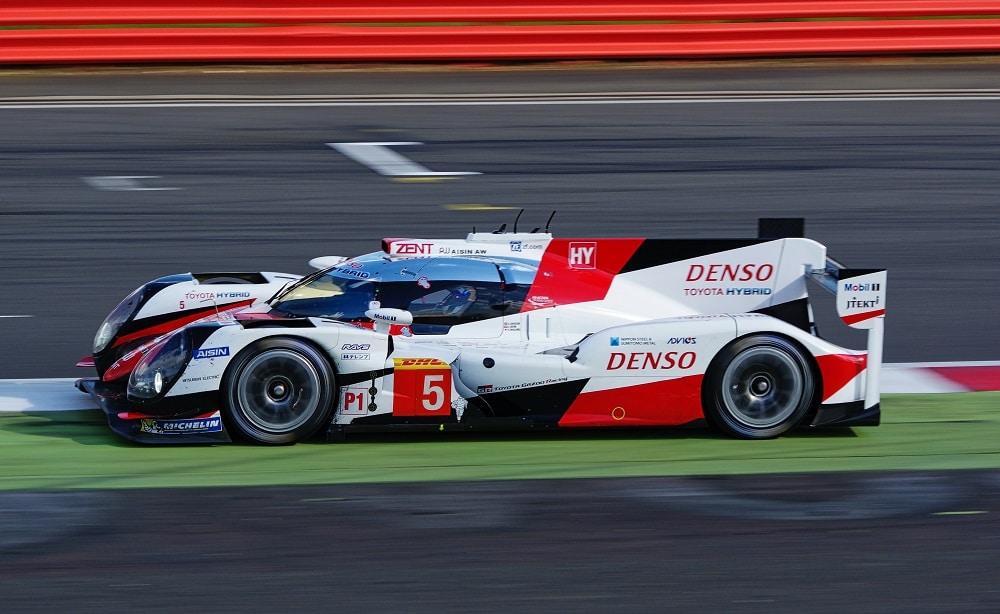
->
[394, 242, 433, 254]
[569, 242, 597, 269]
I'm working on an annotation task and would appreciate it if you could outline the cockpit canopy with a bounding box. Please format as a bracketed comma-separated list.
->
[270, 255, 536, 334]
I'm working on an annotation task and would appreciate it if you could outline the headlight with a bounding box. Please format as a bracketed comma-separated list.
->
[94, 285, 145, 354]
[128, 329, 191, 402]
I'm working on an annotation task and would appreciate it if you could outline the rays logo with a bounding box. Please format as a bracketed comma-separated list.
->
[341, 343, 370, 351]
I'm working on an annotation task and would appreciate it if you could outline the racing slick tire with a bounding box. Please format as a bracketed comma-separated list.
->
[222, 337, 336, 445]
[702, 334, 816, 440]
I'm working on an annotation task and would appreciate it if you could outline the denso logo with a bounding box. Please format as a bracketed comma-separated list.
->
[394, 242, 433, 254]
[607, 351, 697, 371]
[686, 263, 774, 282]
[193, 347, 229, 359]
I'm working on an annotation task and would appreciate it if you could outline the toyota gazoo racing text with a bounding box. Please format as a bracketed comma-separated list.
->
[77, 217, 886, 444]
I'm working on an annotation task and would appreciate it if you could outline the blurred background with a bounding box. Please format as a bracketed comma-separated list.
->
[1, 2, 999, 612]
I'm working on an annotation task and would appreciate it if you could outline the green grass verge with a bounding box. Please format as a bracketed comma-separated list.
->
[1, 392, 997, 491]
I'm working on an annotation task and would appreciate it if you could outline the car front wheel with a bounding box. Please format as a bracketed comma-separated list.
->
[222, 338, 336, 444]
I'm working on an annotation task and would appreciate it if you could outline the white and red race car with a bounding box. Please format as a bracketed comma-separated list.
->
[77, 217, 886, 444]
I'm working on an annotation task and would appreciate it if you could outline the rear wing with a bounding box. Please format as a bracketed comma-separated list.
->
[808, 261, 887, 410]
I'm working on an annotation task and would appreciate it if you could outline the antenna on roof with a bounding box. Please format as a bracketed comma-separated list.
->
[512, 208, 524, 233]
[544, 211, 556, 233]
[492, 223, 507, 234]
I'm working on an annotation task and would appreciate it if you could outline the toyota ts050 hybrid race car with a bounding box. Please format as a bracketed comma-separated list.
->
[76, 217, 886, 445]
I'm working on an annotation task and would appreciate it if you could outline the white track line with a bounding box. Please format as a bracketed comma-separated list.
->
[1, 363, 997, 413]
[328, 142, 480, 177]
[0, 379, 97, 413]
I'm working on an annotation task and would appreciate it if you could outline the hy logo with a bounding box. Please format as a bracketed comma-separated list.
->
[569, 242, 596, 269]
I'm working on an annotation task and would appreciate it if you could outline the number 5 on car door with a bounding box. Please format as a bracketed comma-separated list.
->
[392, 358, 452, 417]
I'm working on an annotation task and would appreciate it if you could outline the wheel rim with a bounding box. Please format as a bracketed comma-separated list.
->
[235, 349, 323, 434]
[720, 345, 805, 429]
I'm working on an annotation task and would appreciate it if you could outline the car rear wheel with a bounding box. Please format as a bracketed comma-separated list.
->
[703, 334, 816, 439]
[222, 338, 336, 444]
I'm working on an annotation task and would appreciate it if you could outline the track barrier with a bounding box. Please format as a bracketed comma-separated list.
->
[4, 2, 1000, 25]
[2, 2, 1000, 64]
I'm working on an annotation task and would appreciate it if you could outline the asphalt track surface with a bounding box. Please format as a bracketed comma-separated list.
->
[1, 60, 1000, 378]
[1, 61, 999, 610]
[1, 471, 998, 612]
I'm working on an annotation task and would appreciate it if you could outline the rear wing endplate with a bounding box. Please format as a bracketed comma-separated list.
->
[808, 261, 887, 409]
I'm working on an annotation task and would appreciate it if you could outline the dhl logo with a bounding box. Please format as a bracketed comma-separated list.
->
[394, 357, 450, 370]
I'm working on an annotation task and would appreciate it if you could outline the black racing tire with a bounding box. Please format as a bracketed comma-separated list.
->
[702, 334, 817, 439]
[222, 337, 336, 445]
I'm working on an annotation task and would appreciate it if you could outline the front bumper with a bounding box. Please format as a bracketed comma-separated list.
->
[76, 378, 232, 444]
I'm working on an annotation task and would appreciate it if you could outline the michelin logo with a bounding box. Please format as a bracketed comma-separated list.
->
[140, 417, 223, 435]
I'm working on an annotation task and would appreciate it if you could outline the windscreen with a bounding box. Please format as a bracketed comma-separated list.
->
[270, 269, 376, 320]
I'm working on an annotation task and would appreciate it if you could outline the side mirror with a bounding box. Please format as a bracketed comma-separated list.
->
[365, 308, 414, 334]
